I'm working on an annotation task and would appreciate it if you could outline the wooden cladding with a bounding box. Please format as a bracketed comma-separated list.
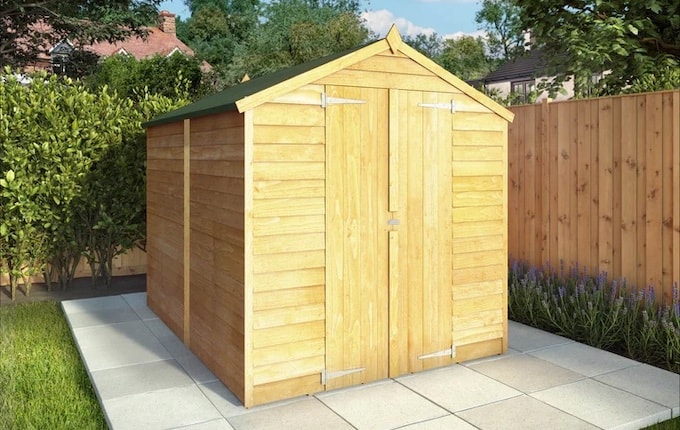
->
[146, 39, 512, 407]
[508, 90, 680, 303]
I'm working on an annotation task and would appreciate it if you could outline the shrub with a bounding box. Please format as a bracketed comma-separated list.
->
[508, 260, 680, 373]
[0, 68, 189, 297]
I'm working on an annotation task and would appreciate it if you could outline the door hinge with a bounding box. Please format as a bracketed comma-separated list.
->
[418, 101, 456, 113]
[321, 367, 365, 385]
[417, 345, 456, 360]
[321, 93, 367, 108]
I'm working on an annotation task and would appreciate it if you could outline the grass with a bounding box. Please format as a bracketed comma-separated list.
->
[640, 417, 680, 429]
[0, 301, 107, 430]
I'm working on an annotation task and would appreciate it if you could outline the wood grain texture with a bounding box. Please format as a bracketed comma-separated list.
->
[507, 90, 680, 302]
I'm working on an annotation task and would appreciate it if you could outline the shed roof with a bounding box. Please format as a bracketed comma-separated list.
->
[145, 26, 513, 127]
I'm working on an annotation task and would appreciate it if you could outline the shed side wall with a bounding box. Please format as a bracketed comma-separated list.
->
[249, 84, 327, 405]
[188, 111, 247, 400]
[451, 110, 509, 359]
[147, 121, 186, 336]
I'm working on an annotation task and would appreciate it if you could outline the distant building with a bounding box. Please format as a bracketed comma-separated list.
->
[38, 11, 209, 74]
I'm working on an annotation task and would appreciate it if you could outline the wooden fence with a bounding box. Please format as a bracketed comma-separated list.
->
[508, 90, 680, 303]
[0, 247, 147, 287]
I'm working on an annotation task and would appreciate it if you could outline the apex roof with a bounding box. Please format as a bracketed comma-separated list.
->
[145, 26, 514, 127]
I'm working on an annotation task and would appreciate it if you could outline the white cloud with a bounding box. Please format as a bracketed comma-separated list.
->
[442, 30, 487, 40]
[361, 9, 437, 38]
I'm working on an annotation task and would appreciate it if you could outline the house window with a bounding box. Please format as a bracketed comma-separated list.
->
[49, 40, 75, 75]
[511, 80, 536, 104]
[51, 55, 69, 74]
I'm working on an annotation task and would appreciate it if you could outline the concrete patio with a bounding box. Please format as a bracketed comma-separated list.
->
[62, 292, 679, 430]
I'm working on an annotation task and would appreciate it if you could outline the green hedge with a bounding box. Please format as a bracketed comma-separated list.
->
[0, 68, 188, 298]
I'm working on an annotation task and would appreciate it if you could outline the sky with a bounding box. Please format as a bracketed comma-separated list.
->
[158, 0, 484, 39]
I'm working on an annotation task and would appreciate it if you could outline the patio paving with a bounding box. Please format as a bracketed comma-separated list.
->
[62, 293, 679, 430]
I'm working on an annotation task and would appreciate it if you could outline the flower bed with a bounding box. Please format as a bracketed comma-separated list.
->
[509, 260, 680, 374]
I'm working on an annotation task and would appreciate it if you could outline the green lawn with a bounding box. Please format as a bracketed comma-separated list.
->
[641, 417, 680, 429]
[0, 301, 107, 430]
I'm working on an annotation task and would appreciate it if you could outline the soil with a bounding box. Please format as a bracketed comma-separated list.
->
[0, 274, 146, 306]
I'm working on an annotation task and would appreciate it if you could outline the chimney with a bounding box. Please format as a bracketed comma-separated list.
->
[158, 10, 176, 35]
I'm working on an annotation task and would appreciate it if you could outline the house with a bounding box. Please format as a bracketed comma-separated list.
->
[143, 25, 513, 407]
[45, 11, 209, 74]
[481, 49, 571, 103]
[482, 46, 606, 104]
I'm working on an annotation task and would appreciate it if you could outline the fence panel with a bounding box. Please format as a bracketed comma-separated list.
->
[508, 90, 680, 303]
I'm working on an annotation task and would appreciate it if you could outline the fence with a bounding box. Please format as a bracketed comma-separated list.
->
[508, 90, 680, 303]
[0, 247, 147, 287]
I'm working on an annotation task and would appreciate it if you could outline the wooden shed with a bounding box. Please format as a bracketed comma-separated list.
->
[144, 26, 514, 407]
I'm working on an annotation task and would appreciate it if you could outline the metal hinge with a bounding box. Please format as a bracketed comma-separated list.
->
[321, 93, 367, 108]
[418, 101, 456, 113]
[417, 345, 456, 360]
[321, 367, 365, 385]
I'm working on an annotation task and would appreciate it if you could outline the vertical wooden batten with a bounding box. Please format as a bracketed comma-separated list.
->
[183, 118, 191, 346]
[242, 109, 255, 407]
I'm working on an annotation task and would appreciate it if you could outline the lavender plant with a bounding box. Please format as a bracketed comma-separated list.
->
[509, 260, 680, 373]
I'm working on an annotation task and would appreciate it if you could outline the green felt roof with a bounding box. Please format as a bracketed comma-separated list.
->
[143, 44, 367, 127]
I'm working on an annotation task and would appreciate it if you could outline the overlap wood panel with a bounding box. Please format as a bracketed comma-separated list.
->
[146, 124, 185, 338]
[452, 111, 508, 350]
[250, 90, 327, 401]
[508, 90, 680, 303]
[188, 111, 247, 403]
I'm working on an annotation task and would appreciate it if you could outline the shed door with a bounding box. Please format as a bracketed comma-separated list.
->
[325, 86, 390, 389]
[325, 86, 456, 389]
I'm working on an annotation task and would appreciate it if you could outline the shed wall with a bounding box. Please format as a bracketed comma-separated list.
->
[188, 112, 247, 399]
[147, 122, 186, 336]
[249, 85, 327, 405]
[451, 112, 508, 358]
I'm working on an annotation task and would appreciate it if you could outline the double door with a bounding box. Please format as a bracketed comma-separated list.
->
[324, 85, 456, 389]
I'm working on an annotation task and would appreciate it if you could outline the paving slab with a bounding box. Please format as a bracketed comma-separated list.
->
[457, 394, 597, 430]
[398, 415, 478, 429]
[227, 397, 352, 430]
[61, 295, 678, 430]
[73, 319, 172, 371]
[507, 320, 573, 352]
[531, 378, 672, 430]
[467, 353, 585, 393]
[198, 380, 247, 418]
[103, 384, 223, 430]
[594, 364, 680, 415]
[62, 295, 131, 314]
[529, 341, 639, 377]
[91, 359, 194, 400]
[122, 292, 158, 320]
[171, 418, 235, 430]
[397, 364, 522, 412]
[318, 380, 449, 430]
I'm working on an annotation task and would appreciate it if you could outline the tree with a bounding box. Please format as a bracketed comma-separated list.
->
[224, 0, 370, 83]
[475, 0, 525, 62]
[0, 0, 161, 68]
[179, 0, 260, 72]
[85, 52, 206, 100]
[403, 33, 443, 59]
[439, 36, 493, 81]
[516, 0, 680, 96]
